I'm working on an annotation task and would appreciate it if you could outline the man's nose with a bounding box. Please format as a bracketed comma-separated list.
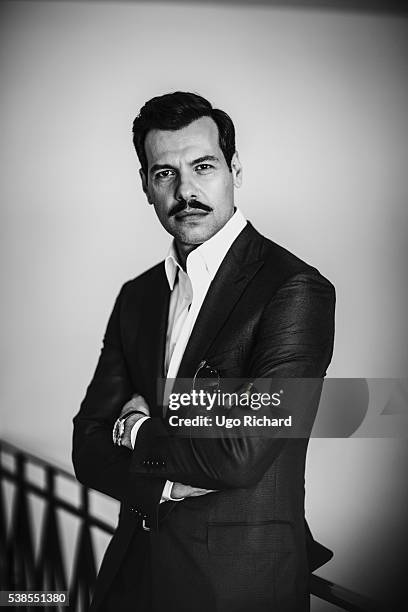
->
[175, 172, 198, 202]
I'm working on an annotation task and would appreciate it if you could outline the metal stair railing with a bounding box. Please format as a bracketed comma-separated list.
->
[0, 439, 384, 611]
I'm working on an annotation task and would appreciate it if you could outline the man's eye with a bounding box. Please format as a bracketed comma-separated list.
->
[156, 170, 175, 180]
[195, 164, 213, 173]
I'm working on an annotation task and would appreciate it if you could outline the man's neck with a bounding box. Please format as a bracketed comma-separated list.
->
[174, 242, 200, 271]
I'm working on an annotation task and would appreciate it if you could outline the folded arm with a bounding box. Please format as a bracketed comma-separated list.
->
[72, 286, 166, 514]
[129, 272, 335, 490]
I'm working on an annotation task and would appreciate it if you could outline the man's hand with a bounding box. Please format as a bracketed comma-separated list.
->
[170, 482, 217, 499]
[118, 394, 150, 450]
[121, 394, 150, 418]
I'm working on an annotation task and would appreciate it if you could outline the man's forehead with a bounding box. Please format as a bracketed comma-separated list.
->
[144, 116, 221, 165]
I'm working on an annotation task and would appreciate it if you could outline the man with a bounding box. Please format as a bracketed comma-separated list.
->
[73, 92, 335, 611]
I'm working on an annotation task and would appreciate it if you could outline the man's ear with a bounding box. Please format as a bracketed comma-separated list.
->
[231, 151, 243, 188]
[139, 168, 153, 205]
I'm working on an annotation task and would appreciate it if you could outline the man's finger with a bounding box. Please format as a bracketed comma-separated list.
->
[120, 394, 150, 417]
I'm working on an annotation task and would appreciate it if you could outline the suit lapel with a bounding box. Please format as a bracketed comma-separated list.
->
[177, 223, 265, 378]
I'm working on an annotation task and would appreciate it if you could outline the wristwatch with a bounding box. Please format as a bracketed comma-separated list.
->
[112, 409, 146, 446]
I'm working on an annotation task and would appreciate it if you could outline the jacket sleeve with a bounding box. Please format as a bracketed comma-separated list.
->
[129, 272, 335, 490]
[72, 285, 165, 515]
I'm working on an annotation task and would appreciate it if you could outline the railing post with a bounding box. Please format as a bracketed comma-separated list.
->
[0, 445, 9, 589]
[35, 466, 67, 596]
[69, 486, 98, 612]
[7, 453, 36, 597]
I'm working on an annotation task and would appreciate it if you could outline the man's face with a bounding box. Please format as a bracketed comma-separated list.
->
[140, 116, 242, 247]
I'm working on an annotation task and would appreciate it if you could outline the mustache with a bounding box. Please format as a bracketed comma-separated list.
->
[169, 199, 212, 217]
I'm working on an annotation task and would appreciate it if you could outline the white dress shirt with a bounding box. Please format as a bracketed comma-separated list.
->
[131, 208, 247, 501]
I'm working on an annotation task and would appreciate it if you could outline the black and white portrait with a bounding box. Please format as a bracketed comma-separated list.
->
[1, 2, 407, 611]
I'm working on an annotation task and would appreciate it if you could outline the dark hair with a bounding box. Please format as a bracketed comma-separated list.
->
[132, 91, 236, 178]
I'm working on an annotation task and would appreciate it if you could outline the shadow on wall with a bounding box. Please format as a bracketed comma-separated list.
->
[312, 379, 369, 438]
[79, 0, 408, 16]
[313, 379, 408, 438]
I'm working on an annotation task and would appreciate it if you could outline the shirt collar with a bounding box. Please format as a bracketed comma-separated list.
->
[164, 242, 182, 290]
[164, 208, 247, 290]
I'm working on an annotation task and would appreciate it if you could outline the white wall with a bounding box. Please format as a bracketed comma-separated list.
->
[1, 1, 407, 607]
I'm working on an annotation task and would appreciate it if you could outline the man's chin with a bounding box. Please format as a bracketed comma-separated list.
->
[169, 223, 216, 246]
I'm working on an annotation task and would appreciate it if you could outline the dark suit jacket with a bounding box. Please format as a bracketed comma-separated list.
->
[72, 222, 335, 612]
